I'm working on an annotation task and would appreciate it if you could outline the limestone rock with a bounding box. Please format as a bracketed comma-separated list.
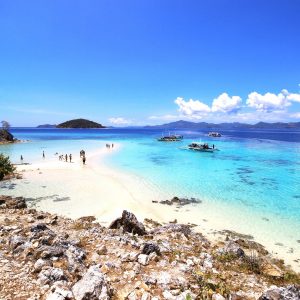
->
[259, 285, 300, 300]
[38, 267, 66, 285]
[72, 265, 112, 300]
[138, 254, 149, 266]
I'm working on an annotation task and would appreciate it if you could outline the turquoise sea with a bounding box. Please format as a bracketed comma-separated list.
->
[1, 128, 300, 267]
[1, 128, 300, 222]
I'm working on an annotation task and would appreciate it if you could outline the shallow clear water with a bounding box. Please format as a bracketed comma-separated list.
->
[1, 128, 300, 225]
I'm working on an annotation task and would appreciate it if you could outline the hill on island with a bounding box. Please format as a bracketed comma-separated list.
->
[36, 124, 56, 128]
[56, 118, 106, 128]
[144, 120, 300, 130]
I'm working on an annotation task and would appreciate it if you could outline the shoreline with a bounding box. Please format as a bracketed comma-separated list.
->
[1, 143, 299, 273]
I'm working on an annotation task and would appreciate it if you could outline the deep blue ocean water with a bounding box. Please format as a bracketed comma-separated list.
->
[1, 127, 300, 224]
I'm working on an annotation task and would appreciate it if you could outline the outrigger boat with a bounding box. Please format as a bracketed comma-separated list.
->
[208, 132, 221, 137]
[157, 133, 183, 142]
[187, 142, 217, 152]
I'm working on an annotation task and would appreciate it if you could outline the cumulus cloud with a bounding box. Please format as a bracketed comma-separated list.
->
[174, 97, 211, 117]
[245, 89, 300, 112]
[282, 89, 300, 103]
[108, 117, 132, 125]
[211, 93, 242, 113]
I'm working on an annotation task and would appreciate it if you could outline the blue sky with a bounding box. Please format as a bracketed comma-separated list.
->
[1, 0, 300, 126]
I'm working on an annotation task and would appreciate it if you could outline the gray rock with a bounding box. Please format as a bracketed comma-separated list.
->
[46, 283, 73, 300]
[219, 241, 245, 257]
[38, 267, 66, 285]
[109, 210, 146, 235]
[72, 265, 112, 300]
[9, 235, 26, 250]
[259, 285, 300, 300]
[34, 258, 53, 273]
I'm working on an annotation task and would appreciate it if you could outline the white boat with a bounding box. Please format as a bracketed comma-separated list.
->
[208, 132, 221, 137]
[188, 142, 217, 152]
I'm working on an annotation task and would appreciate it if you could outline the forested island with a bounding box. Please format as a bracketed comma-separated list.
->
[38, 119, 106, 129]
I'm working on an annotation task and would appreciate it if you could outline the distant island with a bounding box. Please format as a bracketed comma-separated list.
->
[56, 118, 106, 129]
[37, 124, 57, 128]
[144, 120, 300, 130]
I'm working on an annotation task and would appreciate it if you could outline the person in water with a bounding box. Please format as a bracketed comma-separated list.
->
[65, 154, 68, 162]
[43, 151, 45, 159]
[20, 155, 23, 162]
[69, 154, 72, 163]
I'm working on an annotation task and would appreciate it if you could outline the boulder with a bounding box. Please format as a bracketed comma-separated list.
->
[38, 267, 66, 285]
[72, 265, 112, 300]
[141, 242, 160, 255]
[109, 210, 146, 235]
[31, 223, 49, 233]
[218, 241, 245, 258]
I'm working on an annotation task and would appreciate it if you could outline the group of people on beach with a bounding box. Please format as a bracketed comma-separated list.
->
[19, 148, 91, 166]
[106, 143, 114, 149]
[58, 154, 72, 162]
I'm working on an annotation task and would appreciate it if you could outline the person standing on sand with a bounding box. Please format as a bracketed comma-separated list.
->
[65, 154, 68, 162]
[43, 151, 45, 159]
[82, 155, 86, 165]
[20, 155, 23, 162]
[112, 143, 114, 148]
[69, 154, 72, 163]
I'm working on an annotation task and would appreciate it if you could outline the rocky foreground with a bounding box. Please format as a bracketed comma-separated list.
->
[0, 196, 299, 300]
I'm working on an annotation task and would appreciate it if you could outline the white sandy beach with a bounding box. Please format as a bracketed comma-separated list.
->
[2, 143, 299, 272]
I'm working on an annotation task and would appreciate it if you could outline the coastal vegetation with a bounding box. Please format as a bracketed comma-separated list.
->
[0, 154, 15, 180]
[56, 118, 106, 128]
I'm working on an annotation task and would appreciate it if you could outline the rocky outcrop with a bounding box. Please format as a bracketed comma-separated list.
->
[0, 195, 27, 209]
[0, 129, 14, 143]
[0, 196, 299, 300]
[109, 210, 146, 235]
[154, 196, 201, 207]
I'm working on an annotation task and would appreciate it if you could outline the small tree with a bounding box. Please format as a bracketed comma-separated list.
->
[0, 154, 15, 180]
[1, 121, 11, 131]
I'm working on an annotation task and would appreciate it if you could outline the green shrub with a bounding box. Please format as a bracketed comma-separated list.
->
[0, 154, 15, 180]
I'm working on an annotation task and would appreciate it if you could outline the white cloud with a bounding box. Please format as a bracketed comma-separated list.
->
[174, 97, 211, 117]
[108, 117, 132, 125]
[211, 93, 242, 113]
[245, 90, 300, 112]
[290, 112, 300, 119]
[148, 114, 178, 121]
[282, 89, 300, 103]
